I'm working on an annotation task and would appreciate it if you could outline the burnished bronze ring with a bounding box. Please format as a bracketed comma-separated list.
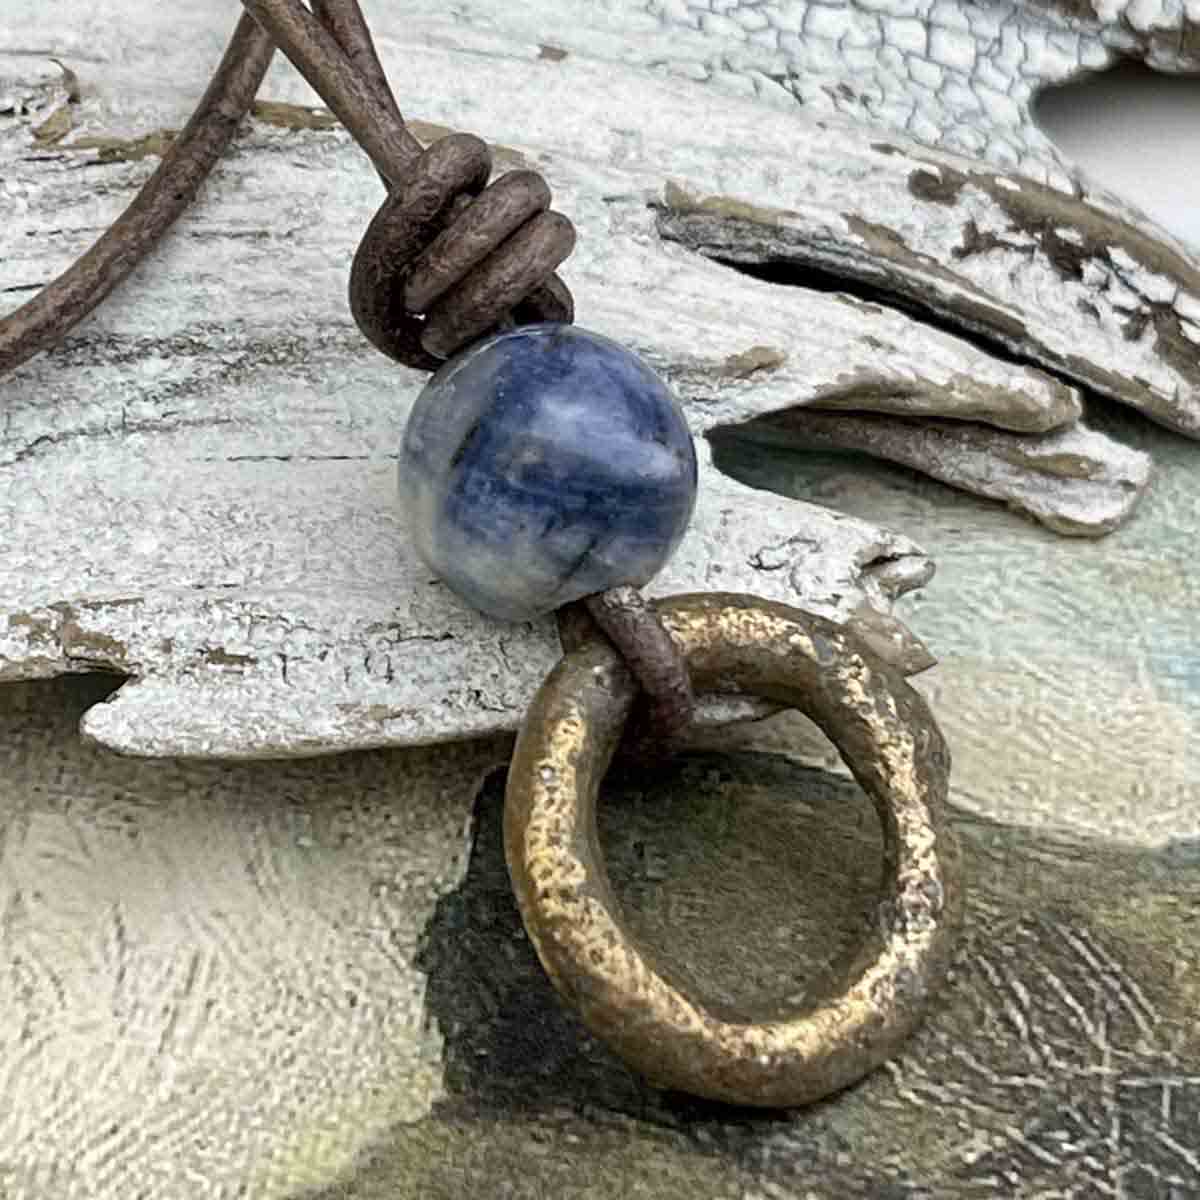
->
[505, 593, 962, 1108]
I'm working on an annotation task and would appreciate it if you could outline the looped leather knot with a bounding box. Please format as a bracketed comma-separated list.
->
[349, 132, 576, 371]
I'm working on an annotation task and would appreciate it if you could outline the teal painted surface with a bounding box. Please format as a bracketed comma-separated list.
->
[714, 401, 1200, 843]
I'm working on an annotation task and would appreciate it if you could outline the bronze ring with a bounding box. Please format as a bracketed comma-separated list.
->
[504, 592, 962, 1108]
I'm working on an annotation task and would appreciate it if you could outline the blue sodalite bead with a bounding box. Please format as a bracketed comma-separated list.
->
[400, 323, 697, 621]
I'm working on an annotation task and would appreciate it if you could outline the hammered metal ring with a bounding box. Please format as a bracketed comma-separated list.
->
[504, 592, 961, 1108]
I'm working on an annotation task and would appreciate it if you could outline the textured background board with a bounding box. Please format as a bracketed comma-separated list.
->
[1, 2, 1200, 1198]
[2, 683, 1197, 1199]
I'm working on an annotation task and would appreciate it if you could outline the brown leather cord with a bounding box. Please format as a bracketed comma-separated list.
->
[556, 589, 698, 759]
[242, 0, 576, 366]
[310, 0, 408, 148]
[0, 13, 275, 377]
[241, 0, 422, 187]
[345, 131, 576, 369]
[0, 0, 574, 377]
[583, 588, 696, 756]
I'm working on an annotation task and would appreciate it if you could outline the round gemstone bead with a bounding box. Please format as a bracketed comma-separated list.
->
[400, 323, 698, 621]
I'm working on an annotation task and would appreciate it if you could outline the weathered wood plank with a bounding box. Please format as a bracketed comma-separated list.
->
[0, 7, 1081, 756]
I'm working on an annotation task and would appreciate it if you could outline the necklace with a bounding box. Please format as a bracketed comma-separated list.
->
[0, 0, 959, 1107]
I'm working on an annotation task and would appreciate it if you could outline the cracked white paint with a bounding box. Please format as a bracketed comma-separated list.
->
[242, 1, 1200, 433]
[364, 0, 1197, 193]
[657, 162, 1200, 435]
[1, 0, 1197, 760]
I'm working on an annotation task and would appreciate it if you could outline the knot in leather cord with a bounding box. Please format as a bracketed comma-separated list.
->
[349, 132, 576, 371]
